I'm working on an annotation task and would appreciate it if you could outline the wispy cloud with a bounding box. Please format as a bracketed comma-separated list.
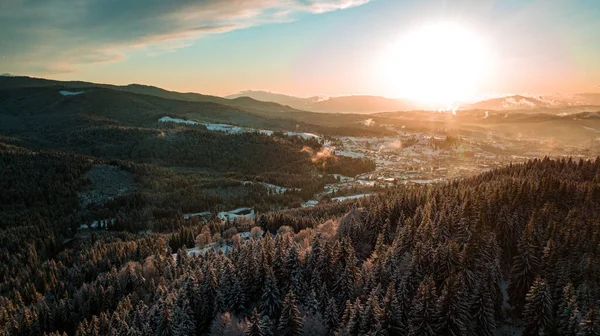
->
[0, 0, 369, 75]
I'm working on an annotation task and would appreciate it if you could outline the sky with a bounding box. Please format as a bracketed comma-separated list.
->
[1, 0, 599, 101]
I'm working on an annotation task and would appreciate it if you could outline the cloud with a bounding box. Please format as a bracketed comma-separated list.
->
[0, 0, 369, 75]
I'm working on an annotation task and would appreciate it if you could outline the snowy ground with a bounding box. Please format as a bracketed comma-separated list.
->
[172, 230, 259, 260]
[79, 218, 115, 230]
[217, 207, 255, 221]
[332, 174, 354, 182]
[331, 193, 373, 202]
[159, 117, 324, 140]
[242, 181, 298, 194]
[302, 200, 319, 208]
[284, 131, 320, 140]
[183, 211, 211, 220]
[159, 116, 199, 125]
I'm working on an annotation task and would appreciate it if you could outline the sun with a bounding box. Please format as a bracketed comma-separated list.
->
[377, 22, 491, 105]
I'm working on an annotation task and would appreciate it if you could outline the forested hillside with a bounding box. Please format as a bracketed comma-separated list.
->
[1, 158, 599, 335]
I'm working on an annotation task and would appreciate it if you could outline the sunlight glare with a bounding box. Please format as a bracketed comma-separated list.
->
[378, 22, 491, 105]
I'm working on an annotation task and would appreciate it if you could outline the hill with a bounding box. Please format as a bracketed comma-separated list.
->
[0, 76, 303, 116]
[228, 90, 416, 113]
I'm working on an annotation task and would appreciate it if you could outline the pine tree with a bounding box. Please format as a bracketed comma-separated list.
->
[245, 308, 265, 336]
[578, 308, 600, 336]
[335, 239, 360, 305]
[173, 296, 196, 336]
[434, 275, 469, 336]
[522, 277, 553, 336]
[557, 282, 581, 336]
[278, 291, 304, 336]
[381, 284, 405, 336]
[408, 277, 437, 336]
[153, 297, 175, 336]
[360, 290, 383, 335]
[369, 233, 387, 284]
[339, 299, 362, 336]
[259, 270, 282, 319]
[260, 315, 274, 336]
[508, 237, 540, 311]
[304, 290, 320, 316]
[470, 285, 496, 336]
[324, 298, 339, 334]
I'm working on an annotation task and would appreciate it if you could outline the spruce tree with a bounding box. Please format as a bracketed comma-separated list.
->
[408, 277, 437, 336]
[434, 275, 469, 336]
[173, 297, 196, 336]
[508, 237, 540, 311]
[522, 277, 553, 336]
[278, 291, 304, 336]
[578, 308, 600, 336]
[557, 282, 581, 336]
[259, 269, 282, 319]
[324, 297, 339, 334]
[360, 290, 383, 335]
[470, 285, 496, 336]
[245, 308, 265, 336]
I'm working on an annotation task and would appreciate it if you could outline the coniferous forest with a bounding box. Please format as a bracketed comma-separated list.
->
[1, 157, 600, 335]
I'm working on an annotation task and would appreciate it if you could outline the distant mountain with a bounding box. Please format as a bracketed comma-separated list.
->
[466, 93, 600, 111]
[0, 76, 303, 116]
[226, 90, 319, 108]
[227, 90, 416, 113]
[552, 93, 600, 106]
[465, 95, 559, 110]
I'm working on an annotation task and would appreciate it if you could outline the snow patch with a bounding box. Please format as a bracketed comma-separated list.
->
[79, 218, 115, 230]
[302, 200, 319, 208]
[284, 132, 321, 140]
[59, 90, 84, 96]
[159, 116, 199, 125]
[204, 123, 245, 133]
[332, 174, 354, 182]
[332, 193, 373, 202]
[243, 181, 296, 194]
[183, 211, 211, 219]
[218, 207, 255, 221]
[335, 150, 365, 158]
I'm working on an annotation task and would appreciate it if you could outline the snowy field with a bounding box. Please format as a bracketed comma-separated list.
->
[159, 116, 322, 139]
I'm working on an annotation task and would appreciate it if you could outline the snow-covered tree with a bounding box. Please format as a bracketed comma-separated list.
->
[408, 277, 437, 336]
[245, 308, 265, 336]
[522, 277, 553, 336]
[278, 291, 304, 336]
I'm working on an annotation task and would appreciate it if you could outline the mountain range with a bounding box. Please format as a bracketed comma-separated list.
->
[2, 75, 599, 116]
[227, 90, 417, 113]
[228, 90, 600, 113]
[464, 94, 600, 111]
